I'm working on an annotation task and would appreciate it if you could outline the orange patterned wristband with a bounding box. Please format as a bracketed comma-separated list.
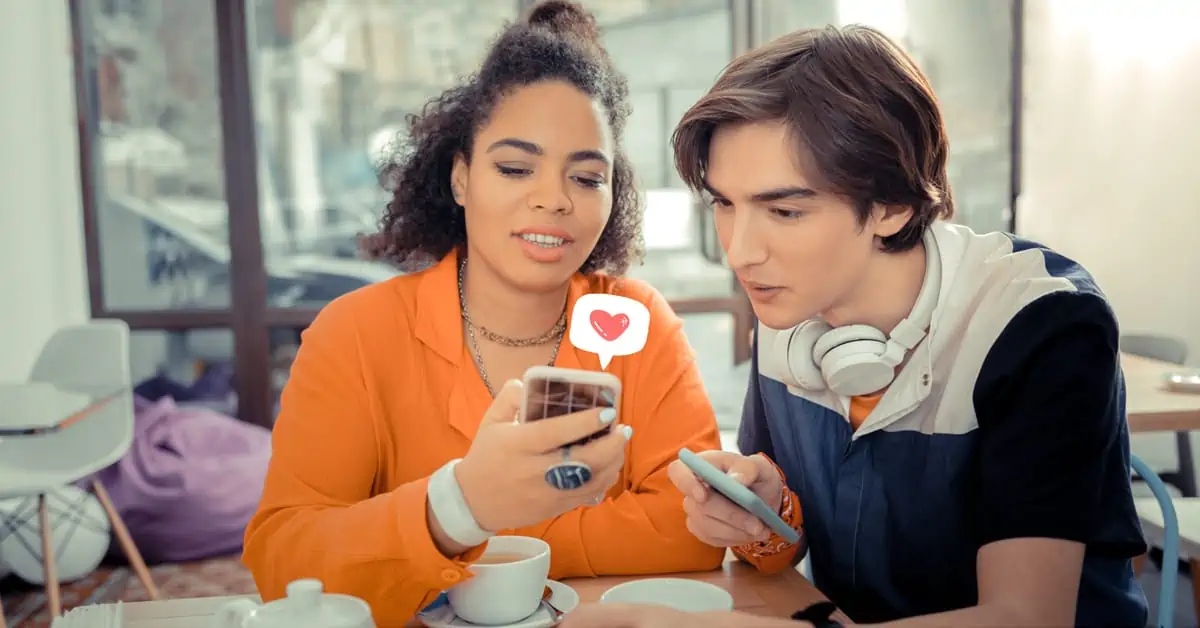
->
[733, 456, 803, 560]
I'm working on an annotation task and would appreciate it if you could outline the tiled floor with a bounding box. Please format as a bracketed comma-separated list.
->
[0, 555, 256, 628]
[1140, 560, 1197, 628]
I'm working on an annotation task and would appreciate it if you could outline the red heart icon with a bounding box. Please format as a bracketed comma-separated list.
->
[589, 310, 630, 341]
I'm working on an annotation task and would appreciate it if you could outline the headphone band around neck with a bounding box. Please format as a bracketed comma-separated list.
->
[887, 228, 941, 352]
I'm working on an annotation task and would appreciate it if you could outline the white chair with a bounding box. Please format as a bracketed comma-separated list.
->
[0, 321, 159, 623]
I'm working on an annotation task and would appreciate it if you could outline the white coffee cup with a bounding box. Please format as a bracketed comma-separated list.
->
[600, 578, 734, 612]
[447, 536, 551, 625]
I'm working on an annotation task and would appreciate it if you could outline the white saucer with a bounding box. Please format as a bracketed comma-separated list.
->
[600, 578, 733, 612]
[417, 580, 579, 627]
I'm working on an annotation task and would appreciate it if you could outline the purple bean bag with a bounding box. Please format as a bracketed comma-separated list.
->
[86, 395, 271, 563]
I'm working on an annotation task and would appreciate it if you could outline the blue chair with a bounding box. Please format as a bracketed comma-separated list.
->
[1133, 453, 1180, 628]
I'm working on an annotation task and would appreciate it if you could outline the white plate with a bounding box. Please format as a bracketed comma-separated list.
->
[417, 580, 579, 627]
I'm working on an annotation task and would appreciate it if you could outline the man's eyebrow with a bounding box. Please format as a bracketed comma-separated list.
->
[702, 182, 818, 202]
[750, 186, 818, 203]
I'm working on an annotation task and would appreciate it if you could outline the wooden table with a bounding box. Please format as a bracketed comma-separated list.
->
[120, 554, 824, 627]
[555, 556, 822, 618]
[1122, 353, 1200, 433]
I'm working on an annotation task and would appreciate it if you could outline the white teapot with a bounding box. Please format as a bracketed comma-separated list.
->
[213, 579, 374, 628]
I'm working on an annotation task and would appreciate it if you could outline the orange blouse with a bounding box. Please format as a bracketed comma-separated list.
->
[241, 251, 725, 626]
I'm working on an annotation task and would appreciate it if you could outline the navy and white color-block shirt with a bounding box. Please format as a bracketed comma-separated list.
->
[740, 222, 1147, 626]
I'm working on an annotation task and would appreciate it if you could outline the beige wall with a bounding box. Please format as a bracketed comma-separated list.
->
[1019, 0, 1200, 362]
[1019, 0, 1200, 473]
[0, 0, 89, 381]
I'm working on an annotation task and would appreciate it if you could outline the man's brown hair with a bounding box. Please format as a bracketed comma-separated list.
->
[673, 25, 953, 252]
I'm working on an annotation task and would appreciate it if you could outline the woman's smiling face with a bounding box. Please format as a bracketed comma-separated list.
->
[453, 80, 615, 292]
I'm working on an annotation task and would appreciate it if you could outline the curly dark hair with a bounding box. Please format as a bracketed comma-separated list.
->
[361, 0, 644, 275]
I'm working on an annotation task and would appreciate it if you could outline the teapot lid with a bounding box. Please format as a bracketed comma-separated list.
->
[246, 579, 372, 628]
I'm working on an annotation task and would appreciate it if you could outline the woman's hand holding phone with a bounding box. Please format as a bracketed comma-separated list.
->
[455, 380, 632, 533]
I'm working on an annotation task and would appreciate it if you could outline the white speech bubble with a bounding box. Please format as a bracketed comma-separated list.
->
[568, 294, 651, 370]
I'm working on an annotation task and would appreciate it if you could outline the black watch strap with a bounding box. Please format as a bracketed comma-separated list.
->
[791, 601, 842, 627]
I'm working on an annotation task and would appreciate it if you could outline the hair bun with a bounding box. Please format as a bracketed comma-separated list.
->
[523, 0, 601, 43]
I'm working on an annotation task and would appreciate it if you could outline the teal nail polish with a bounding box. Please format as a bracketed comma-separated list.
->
[599, 407, 617, 424]
[620, 425, 634, 440]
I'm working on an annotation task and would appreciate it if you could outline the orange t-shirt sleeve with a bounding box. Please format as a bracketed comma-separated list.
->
[241, 297, 482, 626]
[513, 285, 726, 577]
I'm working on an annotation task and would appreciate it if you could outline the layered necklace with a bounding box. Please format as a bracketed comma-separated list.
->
[457, 257, 566, 395]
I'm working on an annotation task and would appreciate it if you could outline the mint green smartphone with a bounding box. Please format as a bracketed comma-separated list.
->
[677, 447, 800, 544]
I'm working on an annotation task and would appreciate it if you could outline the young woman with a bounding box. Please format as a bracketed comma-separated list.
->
[241, 2, 725, 624]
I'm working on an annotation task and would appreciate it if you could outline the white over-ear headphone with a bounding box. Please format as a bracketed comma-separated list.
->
[768, 228, 941, 397]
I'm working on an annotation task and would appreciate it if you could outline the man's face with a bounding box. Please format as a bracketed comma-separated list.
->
[705, 120, 891, 330]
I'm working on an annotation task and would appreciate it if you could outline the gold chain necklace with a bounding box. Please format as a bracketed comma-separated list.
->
[458, 258, 566, 347]
[458, 257, 565, 395]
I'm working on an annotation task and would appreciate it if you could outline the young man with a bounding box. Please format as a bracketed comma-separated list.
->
[563, 24, 1146, 628]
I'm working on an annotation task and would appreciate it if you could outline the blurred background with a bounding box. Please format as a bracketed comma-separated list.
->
[3, 0, 1022, 428]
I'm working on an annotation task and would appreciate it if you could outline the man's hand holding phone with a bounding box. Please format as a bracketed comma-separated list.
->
[455, 379, 632, 533]
[667, 450, 787, 547]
